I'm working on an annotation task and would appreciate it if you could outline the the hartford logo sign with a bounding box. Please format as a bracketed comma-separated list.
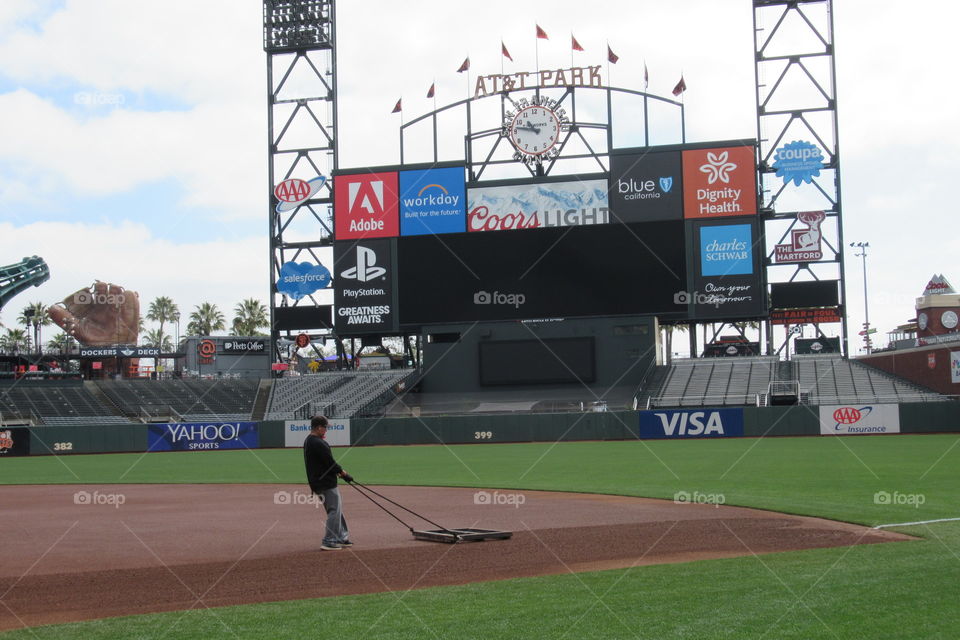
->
[639, 408, 744, 439]
[818, 404, 901, 435]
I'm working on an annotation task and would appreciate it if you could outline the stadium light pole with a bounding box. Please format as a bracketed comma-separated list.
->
[850, 242, 871, 354]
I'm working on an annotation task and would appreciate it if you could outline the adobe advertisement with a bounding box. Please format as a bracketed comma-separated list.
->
[682, 145, 757, 219]
[334, 172, 399, 240]
[466, 179, 609, 232]
[399, 166, 466, 236]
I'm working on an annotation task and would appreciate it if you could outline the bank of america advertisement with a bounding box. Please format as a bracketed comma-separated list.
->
[284, 419, 351, 447]
[466, 179, 609, 232]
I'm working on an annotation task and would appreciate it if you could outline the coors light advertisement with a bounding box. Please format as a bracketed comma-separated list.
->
[466, 179, 609, 232]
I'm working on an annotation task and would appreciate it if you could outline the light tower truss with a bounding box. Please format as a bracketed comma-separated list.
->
[753, 0, 849, 355]
[264, 0, 338, 361]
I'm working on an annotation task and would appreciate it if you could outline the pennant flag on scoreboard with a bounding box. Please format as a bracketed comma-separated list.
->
[672, 75, 687, 96]
[607, 44, 619, 64]
[571, 34, 584, 52]
[501, 41, 513, 62]
[391, 98, 402, 113]
[426, 83, 435, 99]
[644, 62, 649, 89]
[457, 56, 470, 73]
[536, 24, 549, 40]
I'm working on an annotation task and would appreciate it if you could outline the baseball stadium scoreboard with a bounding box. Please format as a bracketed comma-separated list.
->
[330, 139, 765, 336]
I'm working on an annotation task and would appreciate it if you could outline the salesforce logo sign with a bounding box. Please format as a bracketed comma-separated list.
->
[277, 261, 332, 300]
[700, 224, 753, 276]
[639, 409, 744, 439]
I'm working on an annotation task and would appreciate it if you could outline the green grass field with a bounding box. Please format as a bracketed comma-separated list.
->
[1, 434, 959, 639]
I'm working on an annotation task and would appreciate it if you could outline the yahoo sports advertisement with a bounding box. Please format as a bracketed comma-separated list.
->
[148, 422, 259, 451]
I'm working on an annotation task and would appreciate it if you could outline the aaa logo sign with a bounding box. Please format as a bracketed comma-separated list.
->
[682, 146, 757, 219]
[334, 172, 399, 240]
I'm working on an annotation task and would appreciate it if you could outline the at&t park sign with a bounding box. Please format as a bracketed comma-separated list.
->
[473, 66, 603, 98]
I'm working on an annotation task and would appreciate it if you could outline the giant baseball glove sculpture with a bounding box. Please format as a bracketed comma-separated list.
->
[47, 281, 140, 346]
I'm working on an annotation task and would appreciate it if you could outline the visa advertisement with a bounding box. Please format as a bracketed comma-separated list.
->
[334, 172, 399, 240]
[148, 422, 259, 451]
[639, 408, 744, 439]
[284, 419, 351, 447]
[818, 405, 901, 435]
[466, 179, 609, 232]
[399, 166, 466, 236]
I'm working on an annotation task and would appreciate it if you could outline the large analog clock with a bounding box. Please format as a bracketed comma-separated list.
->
[941, 310, 958, 329]
[502, 96, 569, 166]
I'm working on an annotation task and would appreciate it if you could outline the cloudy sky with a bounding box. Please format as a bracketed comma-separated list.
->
[0, 0, 956, 354]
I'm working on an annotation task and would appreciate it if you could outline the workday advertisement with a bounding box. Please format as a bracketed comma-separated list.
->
[399, 166, 466, 236]
[639, 408, 744, 439]
[285, 419, 351, 447]
[148, 422, 259, 451]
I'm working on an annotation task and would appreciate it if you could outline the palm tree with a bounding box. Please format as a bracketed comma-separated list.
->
[187, 303, 226, 336]
[146, 296, 179, 344]
[19, 301, 51, 353]
[1, 328, 29, 353]
[142, 328, 175, 373]
[46, 332, 76, 355]
[231, 298, 269, 336]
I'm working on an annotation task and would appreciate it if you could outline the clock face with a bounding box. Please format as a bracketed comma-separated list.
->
[918, 312, 928, 330]
[941, 310, 958, 329]
[508, 105, 560, 157]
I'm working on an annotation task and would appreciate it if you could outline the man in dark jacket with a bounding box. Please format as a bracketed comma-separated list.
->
[303, 415, 352, 550]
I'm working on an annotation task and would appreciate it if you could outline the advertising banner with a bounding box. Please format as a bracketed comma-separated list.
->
[952, 352, 960, 384]
[222, 339, 267, 354]
[147, 422, 259, 451]
[685, 220, 764, 320]
[79, 346, 161, 358]
[276, 261, 332, 300]
[333, 238, 396, 334]
[682, 145, 757, 219]
[334, 172, 399, 240]
[466, 179, 609, 232]
[399, 166, 466, 236]
[769, 307, 842, 325]
[774, 211, 825, 263]
[699, 223, 754, 276]
[284, 419, 351, 447]
[818, 405, 901, 435]
[639, 408, 744, 439]
[0, 427, 30, 456]
[609, 150, 683, 222]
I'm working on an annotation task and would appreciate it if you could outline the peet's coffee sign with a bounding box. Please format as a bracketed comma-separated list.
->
[222, 339, 266, 354]
[474, 66, 602, 98]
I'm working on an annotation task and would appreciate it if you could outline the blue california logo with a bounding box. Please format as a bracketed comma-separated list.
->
[659, 177, 673, 193]
[277, 261, 331, 300]
[772, 140, 824, 186]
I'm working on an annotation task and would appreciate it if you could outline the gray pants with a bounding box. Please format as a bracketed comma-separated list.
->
[318, 486, 349, 545]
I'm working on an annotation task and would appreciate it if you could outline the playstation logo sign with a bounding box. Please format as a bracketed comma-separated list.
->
[340, 246, 386, 282]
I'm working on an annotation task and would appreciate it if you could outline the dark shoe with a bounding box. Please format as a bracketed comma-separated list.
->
[321, 543, 342, 551]
[338, 540, 353, 547]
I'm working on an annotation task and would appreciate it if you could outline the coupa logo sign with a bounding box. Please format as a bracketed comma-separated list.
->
[639, 408, 744, 439]
[399, 166, 466, 236]
[334, 172, 399, 239]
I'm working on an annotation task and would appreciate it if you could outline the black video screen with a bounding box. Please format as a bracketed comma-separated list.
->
[397, 221, 686, 324]
[479, 338, 595, 385]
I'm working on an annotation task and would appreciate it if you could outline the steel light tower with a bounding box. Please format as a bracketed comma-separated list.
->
[850, 241, 871, 353]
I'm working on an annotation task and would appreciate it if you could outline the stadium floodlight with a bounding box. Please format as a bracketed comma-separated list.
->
[850, 242, 872, 354]
[263, 0, 331, 52]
